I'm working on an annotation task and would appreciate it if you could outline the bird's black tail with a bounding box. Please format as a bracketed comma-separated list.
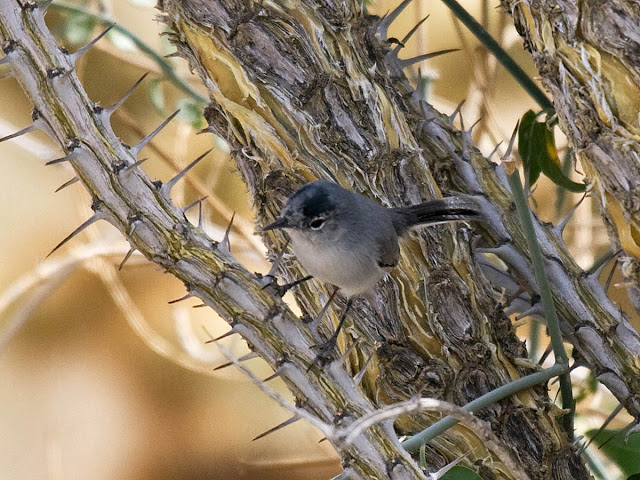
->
[391, 196, 480, 235]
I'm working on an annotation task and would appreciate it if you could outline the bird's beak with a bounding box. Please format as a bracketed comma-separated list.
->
[262, 217, 289, 231]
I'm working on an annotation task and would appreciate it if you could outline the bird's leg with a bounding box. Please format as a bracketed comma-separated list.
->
[310, 296, 354, 368]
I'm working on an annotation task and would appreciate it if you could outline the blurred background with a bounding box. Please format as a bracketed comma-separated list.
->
[0, 0, 635, 479]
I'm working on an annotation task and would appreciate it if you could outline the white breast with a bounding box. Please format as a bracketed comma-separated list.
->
[288, 230, 385, 297]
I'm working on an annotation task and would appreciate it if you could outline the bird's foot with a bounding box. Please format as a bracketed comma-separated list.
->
[307, 336, 339, 370]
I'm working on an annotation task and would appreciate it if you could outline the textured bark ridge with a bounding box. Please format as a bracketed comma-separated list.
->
[502, 0, 640, 307]
[1, 0, 639, 477]
[157, 1, 590, 478]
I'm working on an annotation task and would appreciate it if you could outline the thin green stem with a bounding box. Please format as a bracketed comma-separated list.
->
[401, 362, 567, 452]
[440, 0, 553, 110]
[508, 169, 574, 436]
[529, 320, 540, 361]
[51, 1, 207, 104]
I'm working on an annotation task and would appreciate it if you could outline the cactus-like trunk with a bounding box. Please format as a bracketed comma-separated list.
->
[503, 0, 640, 310]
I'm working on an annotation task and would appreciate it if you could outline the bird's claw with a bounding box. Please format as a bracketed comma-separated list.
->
[307, 337, 338, 370]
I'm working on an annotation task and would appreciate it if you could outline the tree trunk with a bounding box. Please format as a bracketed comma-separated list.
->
[502, 0, 640, 310]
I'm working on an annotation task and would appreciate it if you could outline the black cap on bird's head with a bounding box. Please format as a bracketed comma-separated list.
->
[262, 181, 340, 232]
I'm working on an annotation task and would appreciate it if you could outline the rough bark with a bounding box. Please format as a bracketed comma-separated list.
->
[2, 0, 640, 478]
[502, 0, 640, 310]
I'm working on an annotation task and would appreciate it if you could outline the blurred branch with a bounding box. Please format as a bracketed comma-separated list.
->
[440, 0, 553, 110]
[0, 242, 136, 352]
[116, 108, 263, 253]
[51, 1, 207, 104]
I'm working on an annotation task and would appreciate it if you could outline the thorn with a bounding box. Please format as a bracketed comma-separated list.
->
[537, 343, 553, 366]
[130, 109, 180, 156]
[467, 117, 481, 134]
[263, 367, 284, 383]
[45, 151, 75, 166]
[161, 148, 212, 196]
[121, 157, 148, 175]
[397, 48, 460, 69]
[515, 303, 544, 320]
[0, 70, 13, 80]
[431, 452, 470, 479]
[118, 246, 136, 271]
[38, 0, 55, 13]
[104, 72, 150, 117]
[585, 249, 620, 277]
[47, 213, 101, 257]
[596, 421, 634, 450]
[555, 193, 587, 235]
[309, 287, 339, 330]
[604, 258, 618, 293]
[197, 200, 204, 229]
[168, 291, 193, 304]
[214, 352, 258, 371]
[220, 212, 236, 253]
[502, 120, 520, 161]
[391, 14, 430, 56]
[276, 275, 313, 297]
[0, 57, 11, 66]
[353, 348, 375, 385]
[266, 238, 290, 278]
[448, 99, 465, 122]
[377, 0, 414, 40]
[182, 196, 208, 213]
[204, 327, 237, 344]
[252, 415, 299, 441]
[54, 176, 80, 192]
[336, 339, 360, 365]
[69, 24, 115, 63]
[0, 123, 36, 143]
[487, 141, 503, 161]
[127, 218, 141, 238]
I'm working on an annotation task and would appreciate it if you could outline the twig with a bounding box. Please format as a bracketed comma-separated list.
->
[340, 397, 530, 480]
[507, 168, 574, 435]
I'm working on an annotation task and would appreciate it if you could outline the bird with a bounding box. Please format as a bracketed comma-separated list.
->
[263, 180, 480, 360]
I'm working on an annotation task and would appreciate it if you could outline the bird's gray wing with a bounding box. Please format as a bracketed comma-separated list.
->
[376, 232, 400, 270]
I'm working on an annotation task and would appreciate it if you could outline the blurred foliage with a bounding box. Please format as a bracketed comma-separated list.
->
[585, 430, 640, 477]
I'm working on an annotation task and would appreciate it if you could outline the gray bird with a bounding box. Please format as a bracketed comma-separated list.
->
[263, 180, 480, 358]
[263, 180, 480, 296]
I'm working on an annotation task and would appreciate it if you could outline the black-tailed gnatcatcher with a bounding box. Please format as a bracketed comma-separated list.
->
[263, 180, 480, 297]
[263, 180, 480, 362]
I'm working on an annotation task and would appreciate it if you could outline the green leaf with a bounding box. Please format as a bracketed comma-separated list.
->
[586, 429, 640, 475]
[628, 474, 640, 480]
[148, 79, 166, 115]
[63, 12, 97, 47]
[107, 29, 137, 52]
[177, 99, 205, 130]
[518, 110, 586, 193]
[518, 110, 542, 186]
[440, 466, 483, 480]
[127, 0, 156, 6]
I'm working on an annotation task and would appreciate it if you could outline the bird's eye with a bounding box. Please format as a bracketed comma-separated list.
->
[309, 218, 325, 230]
